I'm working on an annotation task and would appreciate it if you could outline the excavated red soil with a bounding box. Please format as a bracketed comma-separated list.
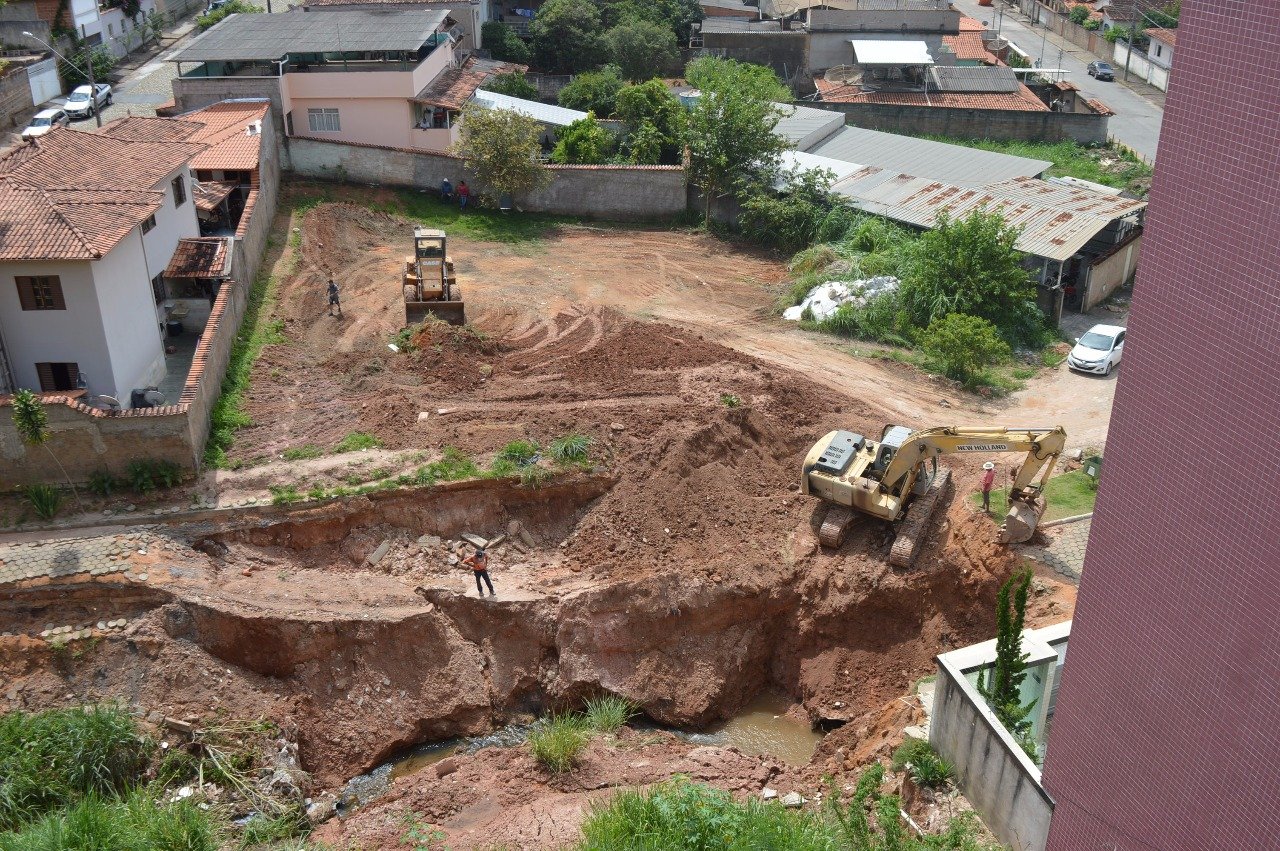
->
[0, 194, 1081, 848]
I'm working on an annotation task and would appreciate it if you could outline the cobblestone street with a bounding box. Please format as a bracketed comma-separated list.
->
[1020, 515, 1091, 582]
[0, 529, 175, 586]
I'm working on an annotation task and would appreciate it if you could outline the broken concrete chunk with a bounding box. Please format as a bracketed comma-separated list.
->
[486, 534, 506, 549]
[781, 791, 805, 808]
[507, 520, 522, 536]
[366, 541, 393, 566]
[461, 533, 487, 548]
[434, 757, 459, 777]
[417, 412, 430, 423]
[518, 529, 536, 548]
[762, 787, 779, 800]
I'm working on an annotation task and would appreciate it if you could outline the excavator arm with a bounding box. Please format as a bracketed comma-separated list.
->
[880, 426, 1067, 502]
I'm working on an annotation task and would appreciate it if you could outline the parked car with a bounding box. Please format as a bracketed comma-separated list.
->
[1067, 324, 1126, 375]
[1087, 61, 1115, 81]
[203, 0, 232, 13]
[63, 83, 112, 119]
[20, 108, 70, 139]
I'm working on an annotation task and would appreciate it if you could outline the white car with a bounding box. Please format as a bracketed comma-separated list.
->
[20, 108, 69, 139]
[64, 83, 112, 119]
[1067, 323, 1126, 375]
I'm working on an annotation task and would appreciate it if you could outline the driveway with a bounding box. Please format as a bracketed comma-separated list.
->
[948, 0, 1163, 161]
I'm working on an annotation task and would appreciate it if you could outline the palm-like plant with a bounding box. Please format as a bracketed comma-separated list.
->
[11, 389, 81, 506]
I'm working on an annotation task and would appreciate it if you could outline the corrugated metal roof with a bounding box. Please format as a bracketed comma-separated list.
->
[929, 65, 1019, 93]
[772, 103, 845, 150]
[810, 125, 1050, 185]
[851, 39, 933, 65]
[831, 171, 1145, 261]
[779, 150, 868, 185]
[170, 9, 449, 62]
[472, 89, 587, 126]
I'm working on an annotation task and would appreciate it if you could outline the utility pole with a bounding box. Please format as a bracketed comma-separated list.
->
[23, 31, 101, 128]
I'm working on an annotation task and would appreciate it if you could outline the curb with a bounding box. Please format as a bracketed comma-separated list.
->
[1039, 512, 1093, 529]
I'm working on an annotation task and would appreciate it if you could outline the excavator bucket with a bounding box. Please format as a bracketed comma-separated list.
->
[1001, 497, 1046, 544]
[406, 300, 465, 326]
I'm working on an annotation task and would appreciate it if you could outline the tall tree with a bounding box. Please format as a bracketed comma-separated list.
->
[684, 60, 787, 224]
[453, 104, 552, 201]
[557, 65, 625, 116]
[978, 567, 1039, 761]
[550, 113, 615, 164]
[685, 55, 790, 102]
[530, 0, 606, 74]
[606, 18, 679, 81]
[615, 79, 685, 164]
[10, 389, 80, 504]
[480, 21, 532, 64]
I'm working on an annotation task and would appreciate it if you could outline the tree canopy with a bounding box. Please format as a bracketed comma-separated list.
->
[531, 0, 607, 74]
[685, 56, 790, 103]
[550, 114, 615, 164]
[605, 18, 679, 81]
[485, 72, 539, 100]
[481, 21, 532, 64]
[615, 79, 685, 164]
[453, 104, 552, 200]
[557, 66, 625, 116]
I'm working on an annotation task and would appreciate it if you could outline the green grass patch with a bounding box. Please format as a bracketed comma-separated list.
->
[583, 696, 636, 735]
[528, 715, 590, 774]
[549, 433, 591, 465]
[891, 738, 954, 790]
[333, 432, 383, 454]
[378, 189, 574, 246]
[495, 440, 539, 465]
[282, 445, 324, 461]
[919, 136, 1153, 196]
[0, 789, 219, 851]
[415, 447, 481, 485]
[973, 468, 1098, 521]
[0, 706, 153, 830]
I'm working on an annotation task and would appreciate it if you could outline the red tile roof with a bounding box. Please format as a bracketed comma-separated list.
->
[958, 15, 986, 31]
[97, 115, 206, 141]
[165, 236, 230, 278]
[1145, 27, 1177, 47]
[0, 127, 205, 260]
[414, 56, 528, 110]
[943, 32, 999, 64]
[814, 78, 1048, 111]
[194, 179, 236, 211]
[99, 102, 269, 171]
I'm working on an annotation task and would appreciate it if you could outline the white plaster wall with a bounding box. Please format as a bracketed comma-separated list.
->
[0, 259, 113, 395]
[93, 230, 167, 397]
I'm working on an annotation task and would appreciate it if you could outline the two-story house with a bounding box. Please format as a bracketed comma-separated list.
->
[0, 126, 205, 403]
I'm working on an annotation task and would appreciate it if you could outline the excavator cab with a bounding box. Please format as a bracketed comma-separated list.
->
[403, 227, 465, 326]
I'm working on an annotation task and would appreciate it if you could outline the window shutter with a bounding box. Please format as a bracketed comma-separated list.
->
[50, 278, 65, 310]
[35, 363, 55, 391]
[15, 278, 34, 311]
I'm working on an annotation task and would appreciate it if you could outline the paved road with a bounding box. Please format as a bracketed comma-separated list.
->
[949, 0, 1163, 161]
[1020, 514, 1091, 581]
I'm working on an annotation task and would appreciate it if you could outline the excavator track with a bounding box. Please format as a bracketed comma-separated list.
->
[889, 467, 953, 569]
[818, 505, 859, 549]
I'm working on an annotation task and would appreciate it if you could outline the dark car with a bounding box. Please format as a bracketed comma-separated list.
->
[1088, 61, 1115, 81]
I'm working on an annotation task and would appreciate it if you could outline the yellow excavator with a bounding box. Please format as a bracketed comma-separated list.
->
[801, 425, 1067, 567]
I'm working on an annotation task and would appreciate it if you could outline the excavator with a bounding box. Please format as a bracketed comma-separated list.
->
[801, 425, 1067, 568]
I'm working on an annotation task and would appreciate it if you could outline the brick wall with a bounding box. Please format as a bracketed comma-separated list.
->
[178, 276, 245, 462]
[229, 114, 280, 288]
[1042, 1, 1280, 848]
[809, 101, 1109, 144]
[287, 136, 689, 221]
[0, 62, 34, 130]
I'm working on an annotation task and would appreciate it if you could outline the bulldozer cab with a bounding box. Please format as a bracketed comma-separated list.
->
[404, 227, 464, 325]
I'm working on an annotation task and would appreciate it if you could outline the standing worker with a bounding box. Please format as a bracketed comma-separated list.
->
[440, 177, 453, 203]
[327, 278, 342, 317]
[457, 180, 471, 212]
[980, 461, 997, 513]
[462, 546, 495, 598]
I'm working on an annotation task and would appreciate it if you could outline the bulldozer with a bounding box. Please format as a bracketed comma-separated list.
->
[802, 425, 1067, 567]
[402, 227, 464, 325]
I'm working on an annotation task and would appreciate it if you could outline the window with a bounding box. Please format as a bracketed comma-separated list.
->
[151, 273, 166, 304]
[1115, 331, 1126, 346]
[15, 275, 65, 310]
[35, 362, 79, 392]
[141, 213, 157, 234]
[307, 107, 341, 133]
[172, 174, 187, 207]
[1154, 45, 1162, 57]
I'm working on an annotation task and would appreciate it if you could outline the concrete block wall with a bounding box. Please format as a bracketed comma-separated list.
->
[173, 78, 286, 140]
[287, 136, 689, 221]
[0, 62, 34, 130]
[931, 658, 1054, 851]
[179, 276, 246, 461]
[811, 102, 1109, 145]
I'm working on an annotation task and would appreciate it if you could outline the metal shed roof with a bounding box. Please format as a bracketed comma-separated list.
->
[779, 150, 868, 186]
[170, 9, 449, 62]
[772, 103, 845, 150]
[851, 39, 933, 65]
[471, 89, 587, 126]
[929, 65, 1020, 93]
[831, 171, 1145, 261]
[810, 125, 1050, 185]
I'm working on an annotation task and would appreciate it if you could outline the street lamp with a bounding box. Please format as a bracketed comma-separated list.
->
[23, 30, 102, 128]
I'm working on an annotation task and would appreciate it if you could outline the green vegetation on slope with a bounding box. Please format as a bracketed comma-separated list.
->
[919, 137, 1153, 197]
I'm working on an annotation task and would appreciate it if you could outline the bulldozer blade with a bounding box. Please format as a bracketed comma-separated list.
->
[889, 467, 952, 569]
[406, 301, 465, 326]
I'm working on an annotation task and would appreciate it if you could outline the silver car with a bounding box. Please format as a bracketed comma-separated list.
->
[64, 83, 112, 119]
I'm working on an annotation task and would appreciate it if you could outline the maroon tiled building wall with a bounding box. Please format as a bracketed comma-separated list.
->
[1042, 2, 1280, 848]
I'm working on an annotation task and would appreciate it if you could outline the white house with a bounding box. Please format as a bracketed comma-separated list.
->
[0, 126, 205, 404]
[70, 0, 161, 59]
[1145, 27, 1176, 71]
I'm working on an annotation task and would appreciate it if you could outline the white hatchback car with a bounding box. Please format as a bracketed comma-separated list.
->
[20, 108, 69, 139]
[1067, 323, 1126, 375]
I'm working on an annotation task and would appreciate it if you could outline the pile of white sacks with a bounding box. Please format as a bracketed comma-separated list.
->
[782, 276, 900, 322]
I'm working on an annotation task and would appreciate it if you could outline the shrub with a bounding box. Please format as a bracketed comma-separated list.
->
[23, 484, 62, 520]
[557, 65, 625, 116]
[891, 738, 954, 789]
[528, 715, 589, 773]
[196, 0, 261, 30]
[124, 459, 183, 494]
[486, 71, 539, 100]
[583, 696, 635, 734]
[549, 433, 591, 464]
[1083, 17, 1101, 30]
[334, 432, 382, 453]
[1068, 5, 1090, 24]
[87, 470, 115, 498]
[481, 21, 532, 64]
[551, 114, 616, 164]
[919, 314, 1011, 383]
[740, 168, 853, 254]
[0, 706, 153, 830]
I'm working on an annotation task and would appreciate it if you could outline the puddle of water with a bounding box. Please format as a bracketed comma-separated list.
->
[388, 740, 461, 780]
[686, 692, 825, 766]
